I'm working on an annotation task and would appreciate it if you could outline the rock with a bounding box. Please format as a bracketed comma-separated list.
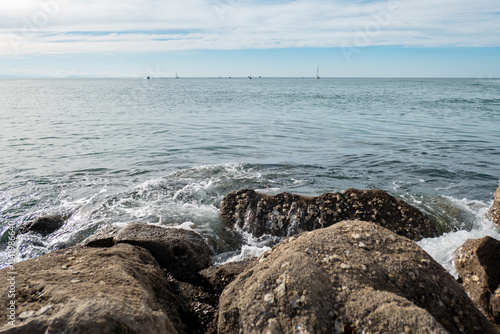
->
[218, 220, 497, 334]
[0, 244, 186, 334]
[200, 259, 255, 294]
[83, 223, 213, 283]
[488, 180, 500, 226]
[168, 278, 219, 334]
[454, 236, 500, 328]
[220, 189, 437, 241]
[17, 215, 69, 236]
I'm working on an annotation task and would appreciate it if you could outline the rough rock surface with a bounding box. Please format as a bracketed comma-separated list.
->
[168, 277, 219, 334]
[489, 180, 500, 226]
[455, 236, 500, 328]
[200, 259, 255, 294]
[83, 223, 213, 283]
[0, 244, 185, 334]
[220, 189, 437, 241]
[17, 215, 69, 236]
[218, 220, 497, 334]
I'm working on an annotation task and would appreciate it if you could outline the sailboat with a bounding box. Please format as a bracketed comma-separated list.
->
[175, 72, 179, 79]
[315, 66, 320, 80]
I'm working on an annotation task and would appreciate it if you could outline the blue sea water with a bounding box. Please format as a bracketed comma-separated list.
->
[1, 77, 499, 274]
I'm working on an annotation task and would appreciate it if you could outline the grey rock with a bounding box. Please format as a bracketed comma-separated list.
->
[17, 215, 69, 236]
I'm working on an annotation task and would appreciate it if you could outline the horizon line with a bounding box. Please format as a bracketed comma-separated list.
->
[1, 76, 498, 80]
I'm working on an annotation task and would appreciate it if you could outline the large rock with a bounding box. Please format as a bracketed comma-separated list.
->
[0, 244, 186, 334]
[17, 215, 69, 236]
[220, 189, 437, 241]
[489, 180, 500, 226]
[83, 223, 213, 283]
[218, 220, 497, 334]
[454, 236, 500, 328]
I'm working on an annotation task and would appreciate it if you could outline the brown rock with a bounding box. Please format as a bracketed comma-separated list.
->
[200, 259, 255, 294]
[17, 215, 69, 236]
[218, 220, 497, 334]
[168, 277, 219, 334]
[83, 223, 213, 283]
[454, 236, 500, 328]
[220, 189, 437, 241]
[0, 244, 185, 334]
[488, 180, 500, 226]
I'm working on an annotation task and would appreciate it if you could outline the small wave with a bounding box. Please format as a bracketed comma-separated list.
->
[417, 197, 500, 277]
[215, 228, 283, 265]
[1, 163, 297, 264]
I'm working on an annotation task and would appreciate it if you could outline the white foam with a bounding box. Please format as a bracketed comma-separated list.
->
[223, 244, 271, 264]
[165, 221, 196, 231]
[417, 198, 500, 278]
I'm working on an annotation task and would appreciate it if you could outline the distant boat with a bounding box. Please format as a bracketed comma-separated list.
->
[147, 76, 151, 80]
[316, 66, 320, 80]
[248, 76, 252, 79]
[175, 73, 179, 79]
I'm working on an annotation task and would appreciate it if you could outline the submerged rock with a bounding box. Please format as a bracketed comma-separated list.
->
[17, 215, 69, 236]
[83, 223, 213, 283]
[455, 236, 500, 328]
[488, 180, 500, 226]
[0, 244, 186, 334]
[220, 189, 437, 241]
[218, 220, 497, 334]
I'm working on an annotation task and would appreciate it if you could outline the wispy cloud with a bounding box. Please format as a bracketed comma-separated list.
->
[0, 0, 499, 55]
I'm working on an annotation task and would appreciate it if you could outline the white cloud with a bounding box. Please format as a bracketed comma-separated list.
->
[0, 0, 499, 55]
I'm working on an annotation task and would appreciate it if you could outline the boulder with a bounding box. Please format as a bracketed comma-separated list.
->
[83, 223, 213, 283]
[17, 215, 69, 236]
[220, 189, 437, 241]
[454, 236, 500, 328]
[200, 259, 255, 294]
[0, 244, 186, 334]
[218, 220, 497, 334]
[488, 180, 500, 226]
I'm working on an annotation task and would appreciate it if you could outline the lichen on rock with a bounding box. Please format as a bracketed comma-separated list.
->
[218, 220, 497, 334]
[220, 189, 438, 241]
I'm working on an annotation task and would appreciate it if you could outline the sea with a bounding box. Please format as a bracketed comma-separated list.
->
[1, 77, 499, 276]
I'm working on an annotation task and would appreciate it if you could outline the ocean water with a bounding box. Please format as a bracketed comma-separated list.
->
[1, 77, 499, 275]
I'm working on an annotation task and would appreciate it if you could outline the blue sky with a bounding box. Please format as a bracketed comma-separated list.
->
[0, 0, 499, 78]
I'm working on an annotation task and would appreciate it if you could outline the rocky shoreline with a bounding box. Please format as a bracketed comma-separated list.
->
[2, 181, 500, 333]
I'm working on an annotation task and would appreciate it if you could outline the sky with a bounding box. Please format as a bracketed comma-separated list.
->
[0, 0, 499, 78]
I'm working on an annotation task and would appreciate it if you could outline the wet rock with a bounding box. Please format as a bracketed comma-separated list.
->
[488, 180, 500, 226]
[200, 258, 255, 294]
[454, 236, 500, 328]
[218, 220, 497, 334]
[220, 189, 437, 241]
[17, 215, 69, 236]
[168, 277, 219, 334]
[83, 223, 213, 283]
[0, 244, 186, 334]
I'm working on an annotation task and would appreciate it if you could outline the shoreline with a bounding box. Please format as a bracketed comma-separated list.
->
[2, 183, 500, 333]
